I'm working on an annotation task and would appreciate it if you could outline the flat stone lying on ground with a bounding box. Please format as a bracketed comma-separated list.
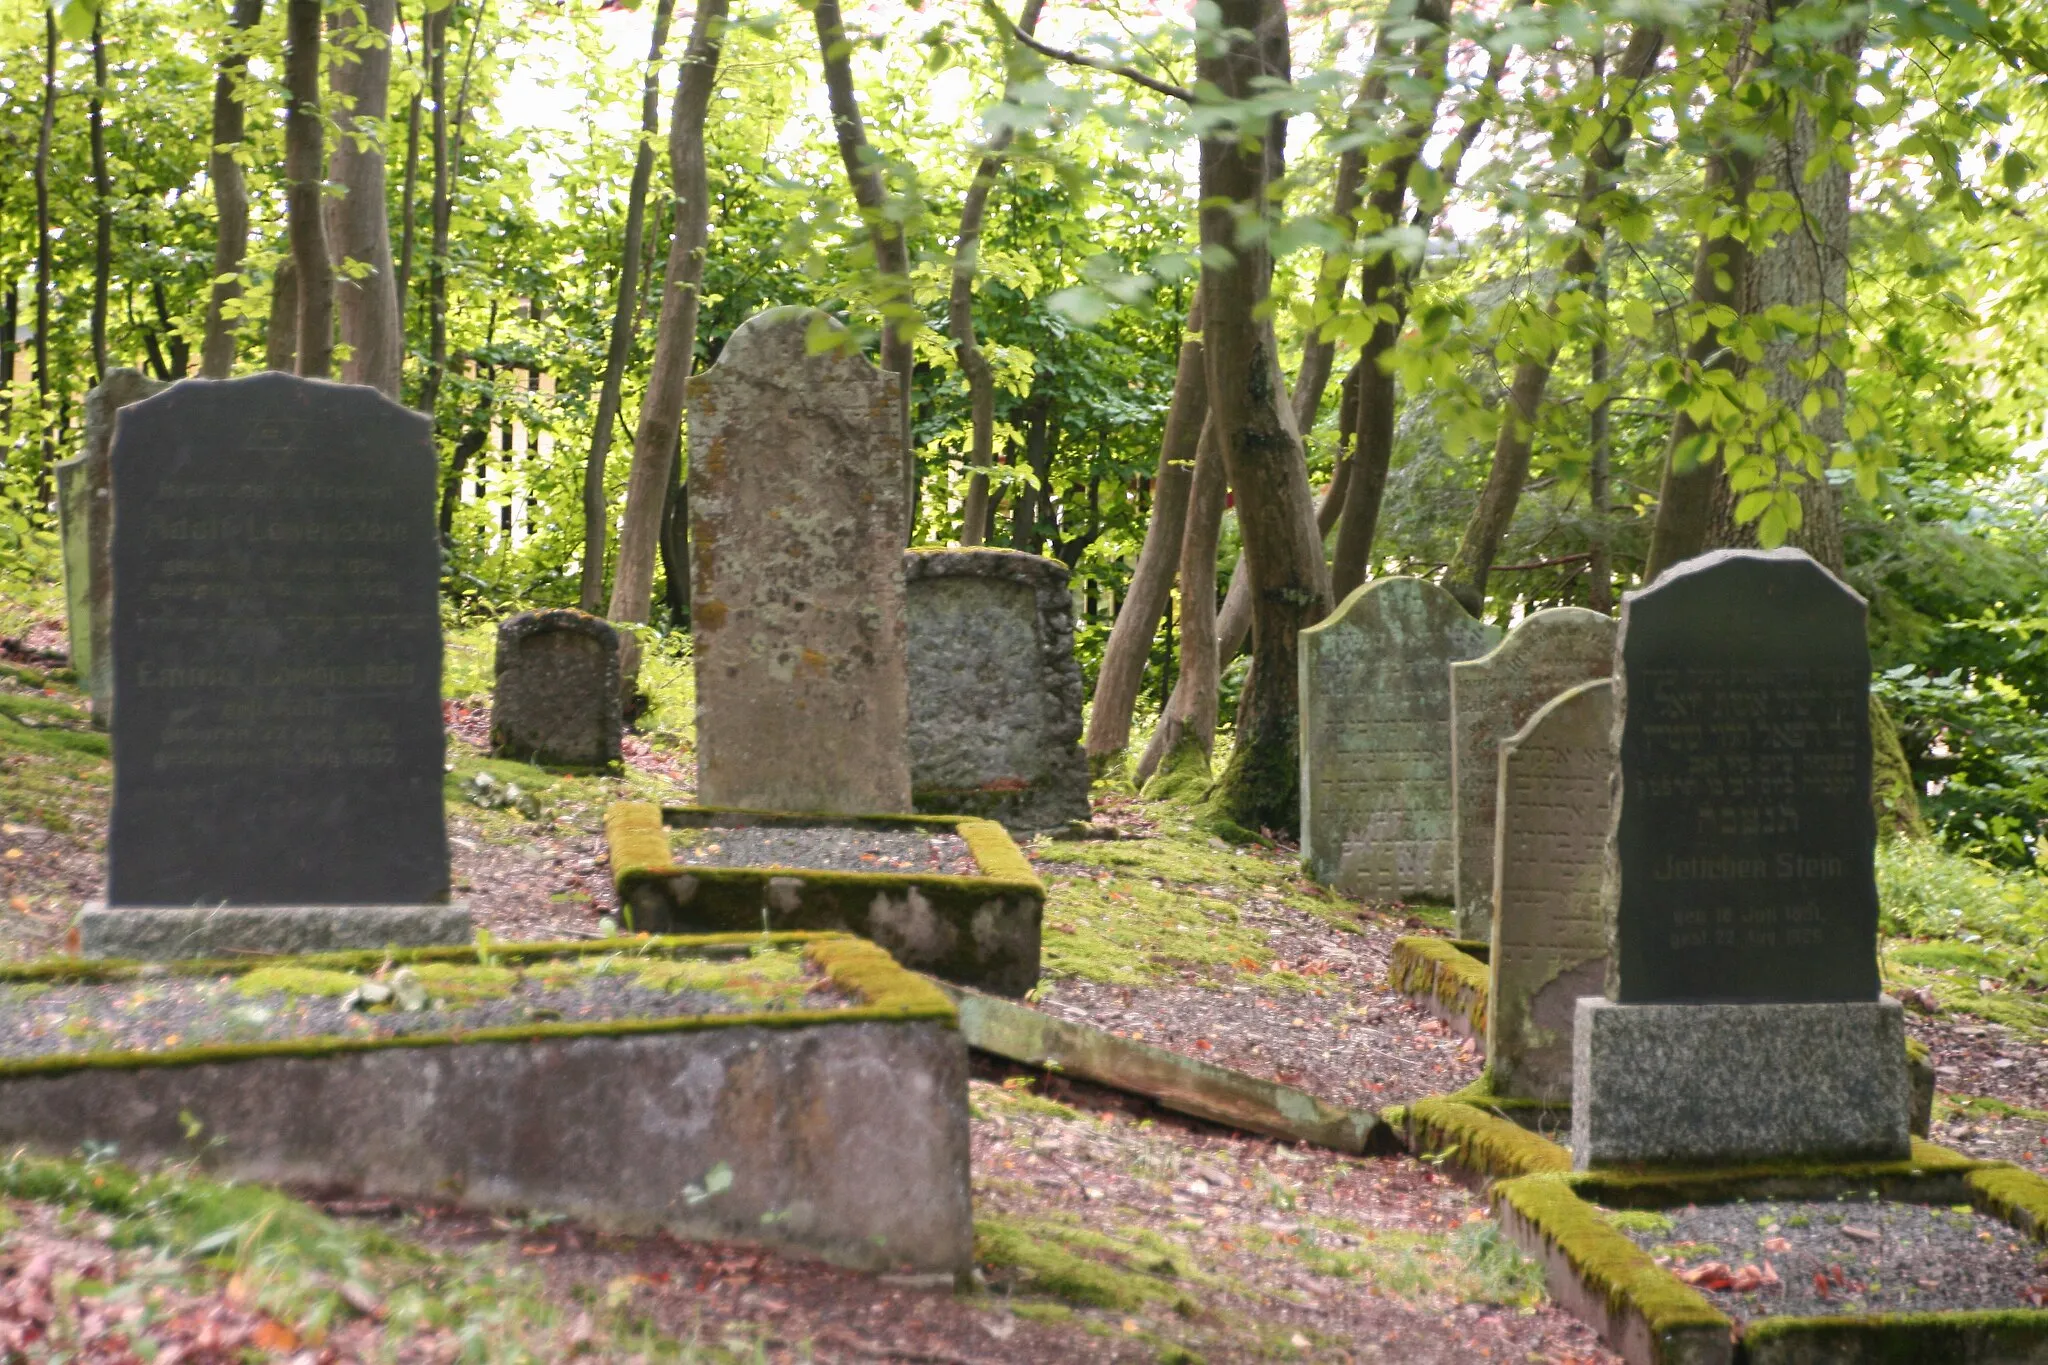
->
[1300, 577, 1499, 902]
[904, 548, 1089, 833]
[1449, 606, 1614, 940]
[491, 608, 622, 768]
[689, 307, 912, 816]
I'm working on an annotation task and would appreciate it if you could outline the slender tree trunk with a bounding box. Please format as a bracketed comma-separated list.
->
[1587, 267, 1614, 610]
[814, 0, 914, 521]
[953, 0, 1046, 545]
[1136, 414, 1226, 787]
[89, 13, 111, 380]
[1, 285, 16, 428]
[34, 6, 56, 468]
[394, 75, 422, 339]
[1084, 293, 1206, 764]
[1441, 26, 1664, 616]
[658, 440, 688, 624]
[417, 4, 450, 418]
[285, 0, 335, 378]
[1290, 70, 1374, 429]
[1197, 0, 1332, 837]
[439, 364, 491, 540]
[579, 0, 678, 611]
[606, 0, 729, 683]
[327, 0, 402, 396]
[265, 257, 300, 372]
[201, 0, 264, 379]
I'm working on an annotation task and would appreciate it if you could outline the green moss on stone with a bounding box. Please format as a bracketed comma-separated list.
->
[409, 963, 520, 1005]
[1741, 1308, 2048, 1362]
[1403, 1095, 1572, 1179]
[1969, 1164, 2048, 1240]
[1387, 936, 1489, 1037]
[232, 967, 363, 999]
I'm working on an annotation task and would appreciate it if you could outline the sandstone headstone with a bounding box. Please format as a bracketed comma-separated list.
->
[1486, 679, 1612, 1103]
[491, 609, 623, 768]
[688, 307, 911, 814]
[1300, 577, 1499, 901]
[54, 368, 167, 724]
[88, 374, 462, 955]
[904, 548, 1089, 833]
[1450, 607, 1615, 940]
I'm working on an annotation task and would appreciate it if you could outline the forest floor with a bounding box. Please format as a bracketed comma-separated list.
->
[1, 596, 2045, 1361]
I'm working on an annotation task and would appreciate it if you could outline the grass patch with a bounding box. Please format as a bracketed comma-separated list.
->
[974, 1076, 1085, 1122]
[1272, 1218, 1544, 1306]
[0, 678, 107, 831]
[975, 1214, 1201, 1316]
[1879, 840, 2048, 1034]
[1937, 1093, 2048, 1125]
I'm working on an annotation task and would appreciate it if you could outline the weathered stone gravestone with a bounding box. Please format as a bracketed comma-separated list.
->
[1487, 679, 1612, 1104]
[1450, 607, 1615, 940]
[491, 609, 622, 768]
[688, 309, 913, 818]
[688, 307, 911, 815]
[1300, 577, 1499, 900]
[1573, 548, 1908, 1167]
[54, 368, 167, 725]
[80, 373, 467, 959]
[904, 548, 1089, 833]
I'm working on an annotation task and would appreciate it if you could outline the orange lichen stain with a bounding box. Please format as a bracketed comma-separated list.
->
[799, 648, 830, 675]
[703, 435, 728, 477]
[697, 600, 729, 631]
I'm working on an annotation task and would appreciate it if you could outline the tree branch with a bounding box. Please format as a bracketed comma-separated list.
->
[985, 3, 1192, 103]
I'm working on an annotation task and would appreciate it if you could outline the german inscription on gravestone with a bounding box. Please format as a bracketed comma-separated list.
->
[107, 374, 448, 906]
[1300, 577, 1498, 901]
[1450, 607, 1615, 940]
[1610, 548, 1877, 1003]
[1488, 679, 1613, 1103]
[689, 307, 912, 815]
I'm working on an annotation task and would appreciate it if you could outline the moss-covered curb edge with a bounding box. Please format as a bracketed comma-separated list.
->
[0, 932, 954, 1079]
[1401, 1094, 1573, 1180]
[1387, 934, 1488, 1038]
[1739, 1307, 2048, 1359]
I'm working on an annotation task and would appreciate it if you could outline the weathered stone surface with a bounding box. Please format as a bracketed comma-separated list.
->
[106, 374, 451, 915]
[1300, 577, 1498, 901]
[689, 308, 911, 814]
[1609, 548, 1877, 1004]
[1450, 607, 1615, 939]
[904, 548, 1088, 833]
[0, 1021, 973, 1272]
[54, 368, 167, 725]
[1488, 680, 1613, 1103]
[76, 901, 472, 959]
[1571, 997, 1911, 1167]
[491, 608, 622, 768]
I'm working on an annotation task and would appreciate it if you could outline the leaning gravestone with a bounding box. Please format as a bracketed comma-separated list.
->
[1300, 577, 1498, 901]
[904, 548, 1089, 833]
[1487, 679, 1613, 1104]
[689, 307, 911, 815]
[1450, 607, 1615, 940]
[491, 609, 622, 768]
[79, 373, 467, 959]
[1573, 548, 1909, 1167]
[54, 368, 167, 725]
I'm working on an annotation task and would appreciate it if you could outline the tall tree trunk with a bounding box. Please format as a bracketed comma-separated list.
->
[658, 438, 688, 624]
[1197, 0, 1332, 837]
[327, 0, 402, 396]
[606, 0, 729, 684]
[1289, 70, 1375, 429]
[1136, 414, 1226, 787]
[1, 284, 15, 428]
[815, 0, 915, 521]
[1084, 292, 1206, 764]
[417, 4, 450, 419]
[579, 0, 678, 611]
[1441, 26, 1664, 616]
[439, 364, 491, 540]
[265, 257, 299, 372]
[393, 60, 422, 343]
[89, 12, 111, 380]
[952, 0, 1045, 545]
[1587, 266, 1614, 610]
[34, 5, 55, 468]
[201, 0, 264, 379]
[285, 0, 335, 378]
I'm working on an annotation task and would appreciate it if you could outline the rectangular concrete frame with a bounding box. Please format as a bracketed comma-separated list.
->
[1573, 998, 1911, 1169]
[77, 901, 473, 959]
[607, 803, 1044, 997]
[0, 935, 973, 1274]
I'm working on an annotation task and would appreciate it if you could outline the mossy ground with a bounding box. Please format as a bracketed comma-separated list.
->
[0, 673, 106, 833]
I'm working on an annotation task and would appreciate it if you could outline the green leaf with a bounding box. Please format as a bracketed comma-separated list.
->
[56, 0, 96, 40]
[1734, 490, 1774, 525]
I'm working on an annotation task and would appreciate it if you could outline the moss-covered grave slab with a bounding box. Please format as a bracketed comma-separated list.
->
[1388, 934, 1489, 1040]
[607, 802, 1043, 997]
[0, 933, 972, 1274]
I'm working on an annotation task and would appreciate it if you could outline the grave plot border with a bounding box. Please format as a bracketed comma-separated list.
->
[1387, 934, 1490, 1040]
[1380, 1089, 2048, 1364]
[0, 933, 973, 1273]
[607, 802, 1044, 997]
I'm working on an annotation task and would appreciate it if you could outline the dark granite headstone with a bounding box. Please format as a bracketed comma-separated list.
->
[1610, 548, 1876, 1004]
[106, 374, 449, 907]
[491, 609, 622, 768]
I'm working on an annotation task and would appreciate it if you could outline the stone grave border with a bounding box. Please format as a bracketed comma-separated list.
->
[0, 932, 971, 1273]
[607, 802, 1044, 997]
[1382, 1090, 2048, 1364]
[1387, 934, 1490, 1040]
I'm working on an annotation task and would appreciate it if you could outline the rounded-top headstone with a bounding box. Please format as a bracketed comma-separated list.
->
[1609, 547, 1877, 1004]
[491, 609, 623, 768]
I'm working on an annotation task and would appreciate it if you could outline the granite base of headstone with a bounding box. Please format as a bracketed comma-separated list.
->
[1450, 606, 1615, 941]
[1487, 679, 1612, 1104]
[86, 372, 466, 960]
[54, 368, 168, 726]
[491, 609, 623, 768]
[1571, 549, 1908, 1169]
[1300, 577, 1498, 901]
[904, 548, 1089, 833]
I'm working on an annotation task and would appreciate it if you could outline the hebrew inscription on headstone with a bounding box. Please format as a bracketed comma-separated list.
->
[1487, 679, 1612, 1103]
[1450, 607, 1615, 940]
[1300, 577, 1498, 901]
[689, 307, 912, 814]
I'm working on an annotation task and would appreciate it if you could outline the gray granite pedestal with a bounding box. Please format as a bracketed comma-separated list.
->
[1571, 997, 1912, 1169]
[77, 901, 473, 960]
